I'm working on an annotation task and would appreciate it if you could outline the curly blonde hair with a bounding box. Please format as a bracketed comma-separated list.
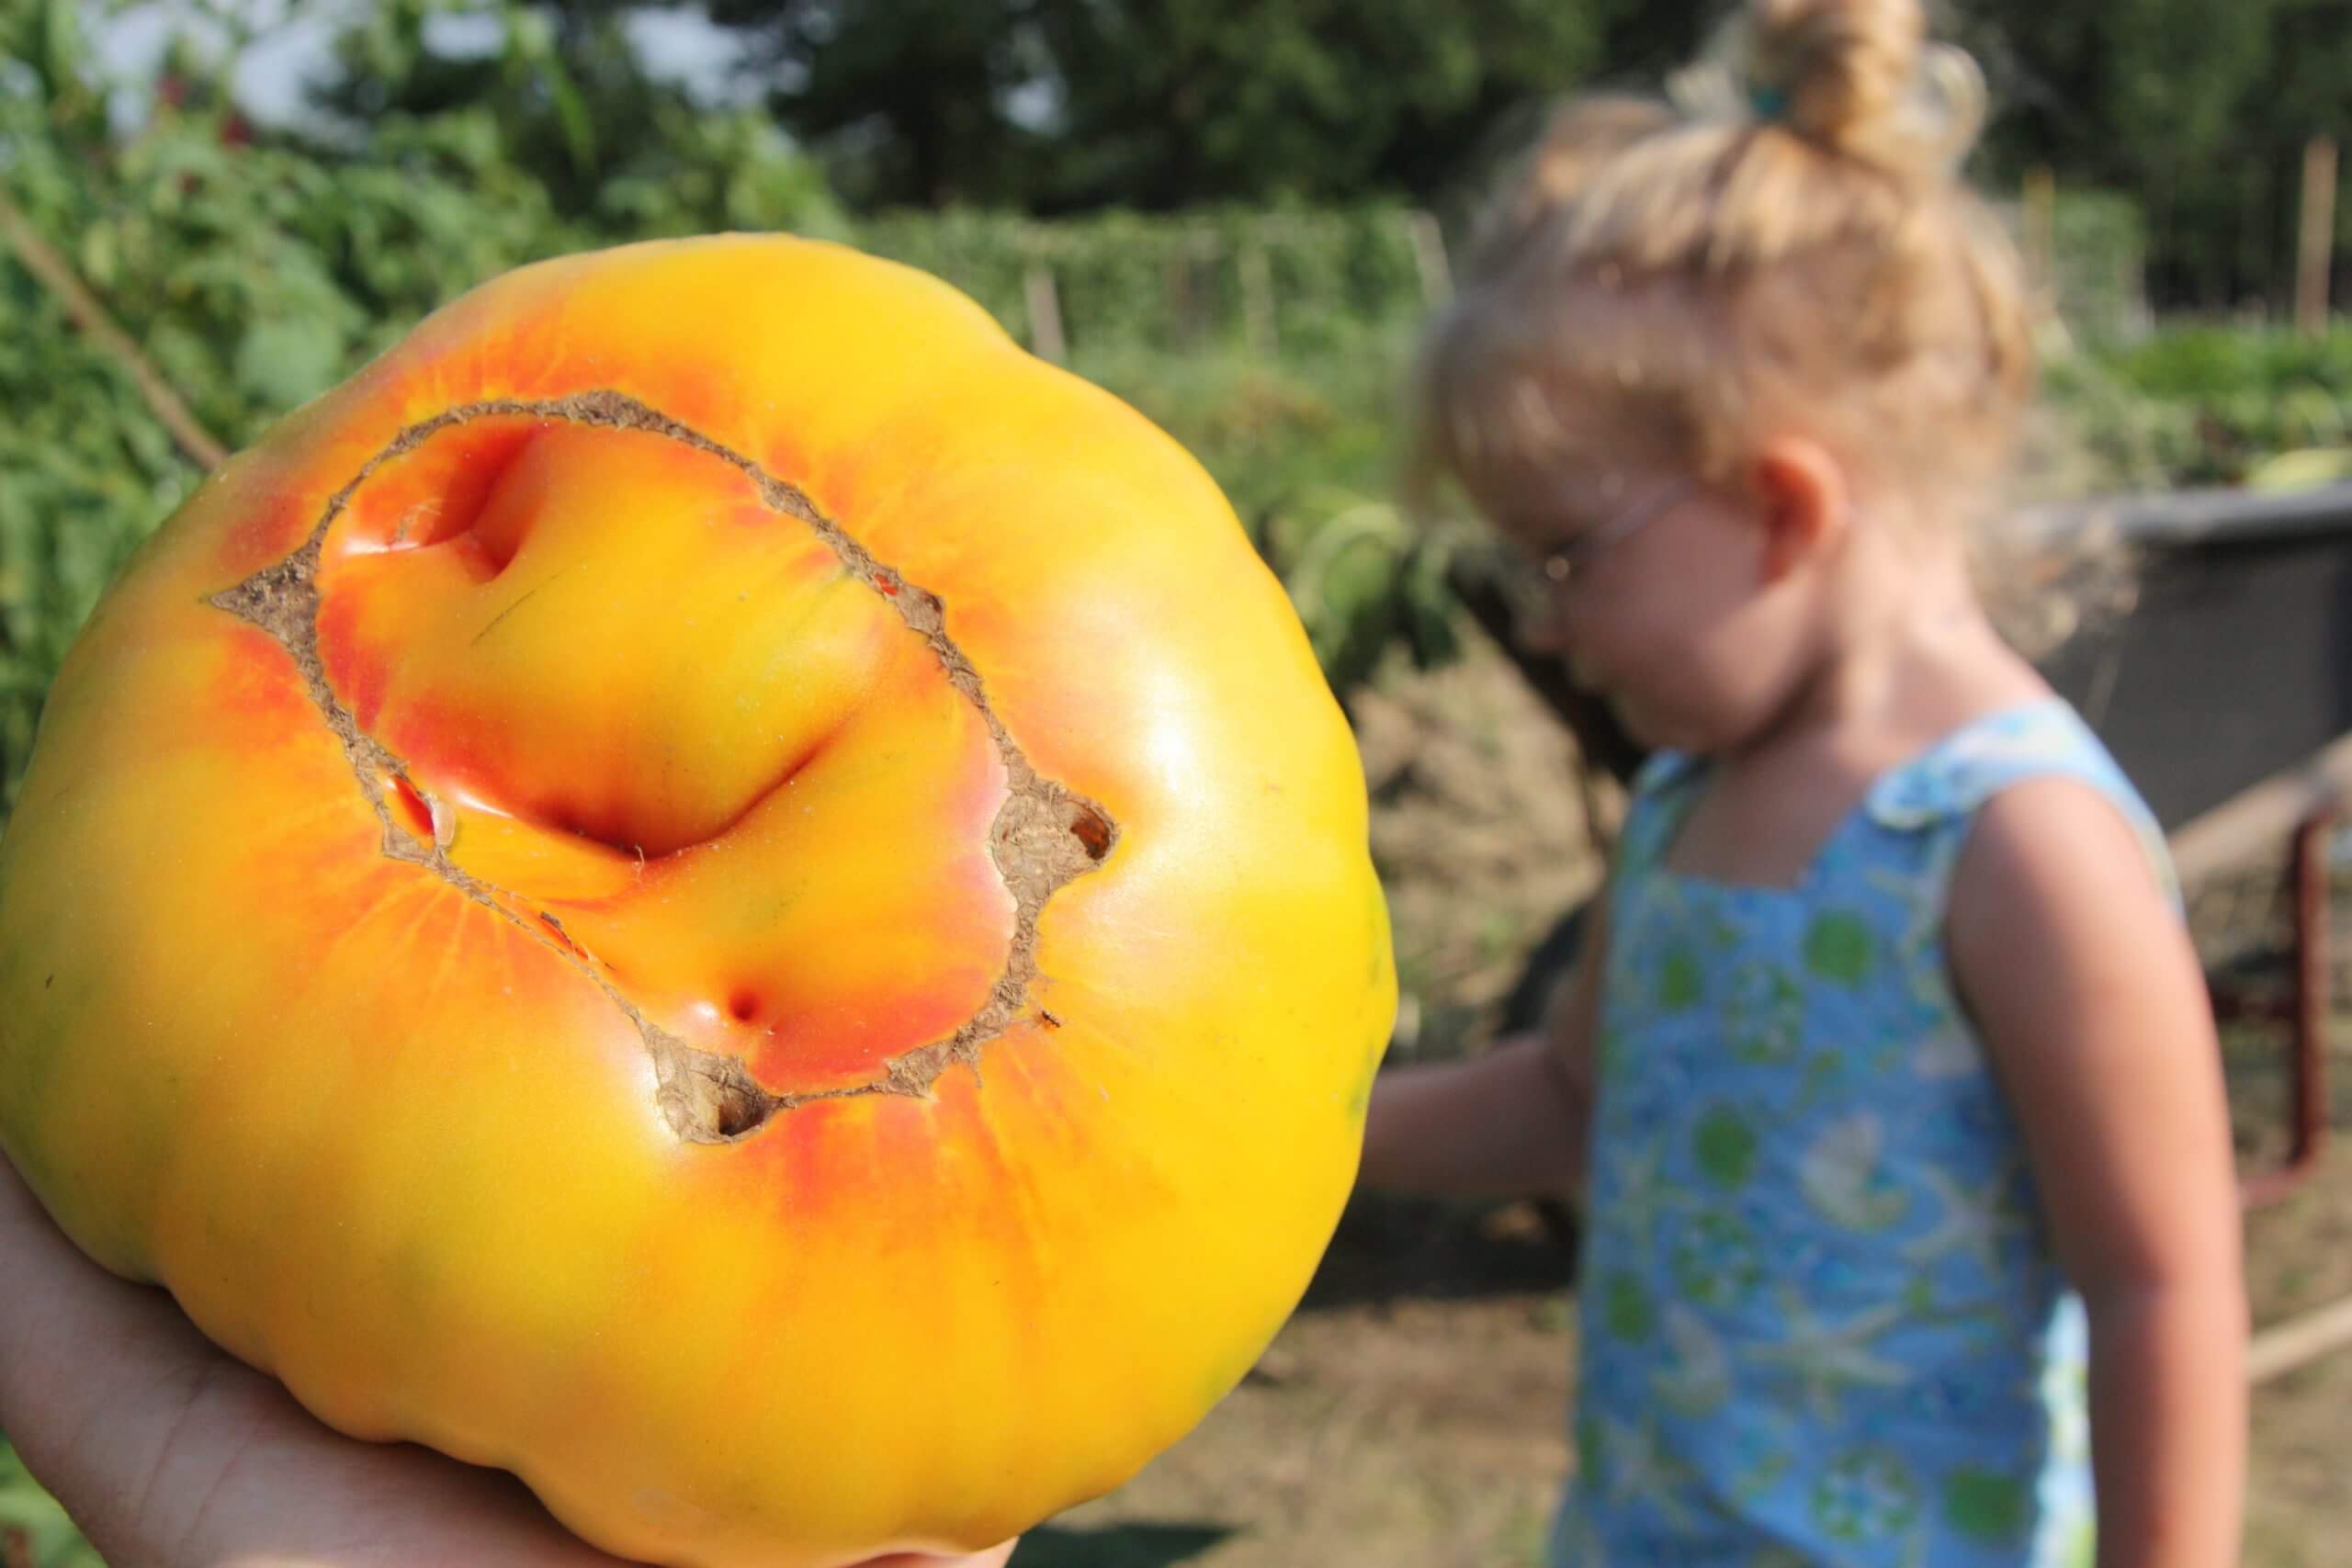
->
[1413, 0, 2033, 534]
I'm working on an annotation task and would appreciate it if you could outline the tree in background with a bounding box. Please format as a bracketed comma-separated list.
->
[299, 0, 843, 243]
[668, 0, 2342, 311]
[707, 0, 1632, 211]
[271, 0, 2352, 310]
[1956, 0, 2292, 309]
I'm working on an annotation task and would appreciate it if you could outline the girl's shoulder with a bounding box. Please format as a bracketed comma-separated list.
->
[1861, 697, 2177, 902]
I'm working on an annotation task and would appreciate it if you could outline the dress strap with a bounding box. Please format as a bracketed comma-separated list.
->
[1615, 750, 1705, 881]
[1861, 699, 2177, 903]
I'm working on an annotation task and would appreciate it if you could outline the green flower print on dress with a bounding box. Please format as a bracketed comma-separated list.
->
[1657, 943, 1706, 1011]
[1724, 959, 1804, 1065]
[1811, 1449, 1923, 1542]
[1941, 1469, 2032, 1547]
[1691, 1104, 1759, 1189]
[1803, 909, 1874, 986]
[1671, 1209, 1764, 1310]
[1600, 1271, 1657, 1343]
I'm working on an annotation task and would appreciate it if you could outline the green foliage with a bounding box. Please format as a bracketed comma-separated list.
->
[302, 0, 849, 241]
[2093, 324, 2352, 401]
[858, 205, 1432, 357]
[0, 1430, 104, 1567]
[2041, 191, 2152, 346]
[2048, 324, 2352, 487]
[1956, 0, 2349, 310]
[1067, 333, 1464, 699]
[0, 0, 842, 813]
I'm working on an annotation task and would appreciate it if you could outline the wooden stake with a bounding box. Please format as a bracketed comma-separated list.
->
[1170, 250, 1204, 347]
[1023, 263, 1065, 364]
[1406, 209, 1452, 305]
[0, 191, 229, 470]
[1238, 242, 1276, 356]
[2295, 136, 2338, 337]
[2023, 164, 2055, 295]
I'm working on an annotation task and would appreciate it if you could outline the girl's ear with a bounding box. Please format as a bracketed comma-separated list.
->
[1747, 438, 1849, 582]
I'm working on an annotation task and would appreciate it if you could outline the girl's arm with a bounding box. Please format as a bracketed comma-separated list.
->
[1951, 779, 2247, 1568]
[1357, 894, 1608, 1201]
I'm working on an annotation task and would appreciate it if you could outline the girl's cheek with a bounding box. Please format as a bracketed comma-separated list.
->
[1521, 607, 1572, 659]
[1573, 597, 1669, 686]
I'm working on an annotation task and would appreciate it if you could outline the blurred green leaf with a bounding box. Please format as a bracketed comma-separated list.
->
[0, 1434, 105, 1568]
[2245, 448, 2352, 493]
[233, 317, 348, 410]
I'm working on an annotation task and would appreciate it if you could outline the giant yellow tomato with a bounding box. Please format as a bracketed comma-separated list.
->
[0, 236, 1394, 1566]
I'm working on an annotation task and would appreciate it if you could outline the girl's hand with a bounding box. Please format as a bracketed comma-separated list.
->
[0, 1156, 1015, 1568]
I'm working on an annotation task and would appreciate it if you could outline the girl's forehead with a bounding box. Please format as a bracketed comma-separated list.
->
[1462, 449, 1679, 523]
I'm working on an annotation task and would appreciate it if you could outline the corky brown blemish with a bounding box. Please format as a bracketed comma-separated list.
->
[212, 390, 1119, 1142]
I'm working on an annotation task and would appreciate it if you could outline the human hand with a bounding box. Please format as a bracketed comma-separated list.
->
[0, 1156, 1016, 1568]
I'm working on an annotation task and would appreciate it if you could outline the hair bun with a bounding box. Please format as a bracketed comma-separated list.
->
[1737, 0, 1987, 175]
